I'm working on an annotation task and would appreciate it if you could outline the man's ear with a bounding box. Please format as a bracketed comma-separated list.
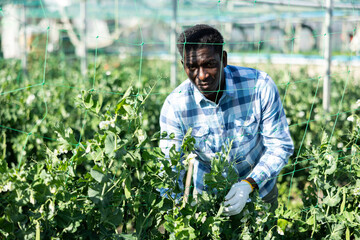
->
[222, 50, 228, 68]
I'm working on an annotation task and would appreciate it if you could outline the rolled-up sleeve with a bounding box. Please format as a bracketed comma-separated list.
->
[248, 75, 294, 189]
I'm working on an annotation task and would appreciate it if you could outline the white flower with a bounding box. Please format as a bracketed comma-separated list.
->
[297, 111, 305, 118]
[30, 193, 36, 205]
[337, 142, 344, 148]
[286, 118, 291, 125]
[256, 217, 262, 225]
[3, 182, 14, 192]
[50, 186, 56, 194]
[356, 99, 360, 108]
[325, 154, 333, 161]
[277, 227, 285, 235]
[54, 149, 59, 156]
[77, 94, 82, 99]
[49, 201, 55, 214]
[58, 147, 68, 154]
[99, 121, 108, 130]
[36, 138, 42, 144]
[106, 71, 111, 76]
[99, 120, 115, 130]
[85, 145, 91, 153]
[243, 234, 251, 240]
[26, 94, 36, 105]
[347, 115, 354, 122]
[39, 205, 44, 214]
[138, 134, 145, 142]
[201, 215, 206, 223]
[353, 187, 360, 196]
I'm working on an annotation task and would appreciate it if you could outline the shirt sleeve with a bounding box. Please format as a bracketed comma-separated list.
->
[247, 74, 294, 190]
[159, 97, 185, 198]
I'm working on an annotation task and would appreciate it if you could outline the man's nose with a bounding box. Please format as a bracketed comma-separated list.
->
[198, 67, 208, 81]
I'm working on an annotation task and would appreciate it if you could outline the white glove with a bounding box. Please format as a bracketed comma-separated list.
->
[223, 180, 252, 216]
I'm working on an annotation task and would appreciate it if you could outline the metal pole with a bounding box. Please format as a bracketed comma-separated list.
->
[323, 0, 332, 112]
[240, 0, 360, 10]
[170, 0, 177, 87]
[22, 4, 27, 80]
[80, 0, 87, 77]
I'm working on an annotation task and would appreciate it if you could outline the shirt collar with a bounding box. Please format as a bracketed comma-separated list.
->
[193, 66, 235, 105]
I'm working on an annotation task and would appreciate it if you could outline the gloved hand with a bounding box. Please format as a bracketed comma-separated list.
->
[223, 180, 253, 216]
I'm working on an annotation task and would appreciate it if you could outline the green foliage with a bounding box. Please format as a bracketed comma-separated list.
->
[1, 56, 360, 239]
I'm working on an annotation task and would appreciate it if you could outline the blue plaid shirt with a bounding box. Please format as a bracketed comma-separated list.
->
[159, 65, 294, 198]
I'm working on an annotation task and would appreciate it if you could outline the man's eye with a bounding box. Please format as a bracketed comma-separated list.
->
[206, 63, 217, 68]
[188, 66, 196, 71]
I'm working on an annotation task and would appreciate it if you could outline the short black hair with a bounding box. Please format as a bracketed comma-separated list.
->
[177, 24, 224, 58]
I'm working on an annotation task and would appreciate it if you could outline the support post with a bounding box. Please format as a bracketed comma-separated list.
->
[80, 0, 87, 77]
[170, 0, 177, 87]
[323, 0, 332, 112]
[21, 4, 27, 79]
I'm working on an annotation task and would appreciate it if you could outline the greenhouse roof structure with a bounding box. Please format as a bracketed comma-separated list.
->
[1, 0, 359, 24]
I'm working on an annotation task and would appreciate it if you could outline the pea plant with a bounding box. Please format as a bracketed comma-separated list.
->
[0, 86, 169, 239]
[0, 85, 278, 239]
[1, 79, 359, 239]
[269, 116, 360, 240]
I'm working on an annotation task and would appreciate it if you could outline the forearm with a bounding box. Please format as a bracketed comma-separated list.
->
[247, 145, 292, 190]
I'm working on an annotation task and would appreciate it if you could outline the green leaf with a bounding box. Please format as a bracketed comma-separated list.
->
[90, 168, 105, 183]
[346, 227, 350, 240]
[135, 128, 147, 146]
[151, 131, 161, 141]
[0, 216, 14, 233]
[306, 215, 315, 225]
[325, 161, 337, 175]
[330, 223, 345, 240]
[105, 132, 116, 157]
[277, 219, 289, 233]
[323, 188, 341, 207]
[88, 187, 101, 203]
[124, 178, 131, 199]
[216, 204, 224, 217]
[95, 99, 102, 113]
[115, 98, 126, 114]
[83, 92, 94, 108]
[343, 211, 355, 222]
[88, 187, 99, 198]
[123, 104, 134, 115]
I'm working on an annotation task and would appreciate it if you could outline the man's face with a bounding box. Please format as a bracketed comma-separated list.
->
[182, 47, 227, 101]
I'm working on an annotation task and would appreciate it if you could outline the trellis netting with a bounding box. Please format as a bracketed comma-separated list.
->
[1, 0, 360, 239]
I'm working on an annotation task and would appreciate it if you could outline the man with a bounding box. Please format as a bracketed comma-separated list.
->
[159, 24, 294, 216]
